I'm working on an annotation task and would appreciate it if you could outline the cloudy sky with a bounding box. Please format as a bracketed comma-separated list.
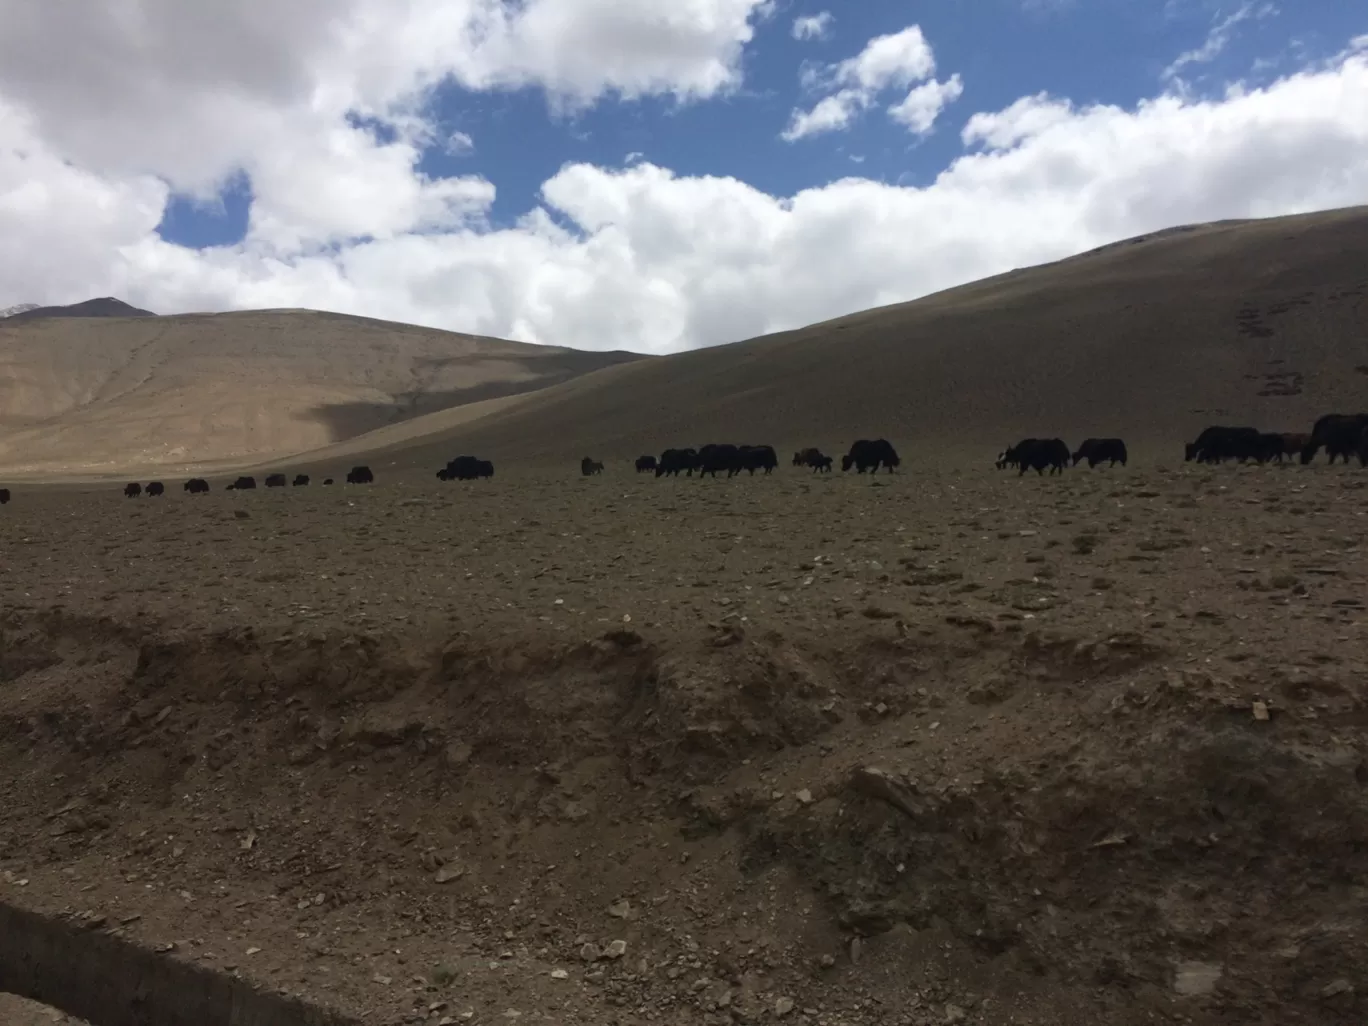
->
[0, 0, 1365, 353]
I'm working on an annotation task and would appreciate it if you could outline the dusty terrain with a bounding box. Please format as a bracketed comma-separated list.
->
[3, 457, 1368, 1025]
[0, 310, 639, 477]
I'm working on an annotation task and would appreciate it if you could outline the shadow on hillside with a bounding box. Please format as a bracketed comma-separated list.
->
[298, 351, 640, 444]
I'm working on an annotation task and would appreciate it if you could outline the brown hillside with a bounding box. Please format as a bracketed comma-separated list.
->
[328, 205, 1368, 473]
[0, 310, 642, 477]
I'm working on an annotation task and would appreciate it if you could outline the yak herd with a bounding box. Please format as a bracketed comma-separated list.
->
[2, 415, 1367, 507]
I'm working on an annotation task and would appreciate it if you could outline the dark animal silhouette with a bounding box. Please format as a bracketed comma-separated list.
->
[794, 447, 831, 471]
[293, 474, 309, 486]
[124, 482, 142, 498]
[655, 448, 700, 477]
[1004, 438, 1070, 475]
[698, 443, 741, 478]
[226, 476, 257, 490]
[1358, 426, 1368, 467]
[145, 481, 165, 497]
[1071, 438, 1128, 468]
[183, 478, 210, 494]
[0, 488, 10, 505]
[441, 455, 492, 481]
[1301, 413, 1368, 464]
[1185, 426, 1262, 463]
[635, 455, 657, 473]
[264, 473, 288, 488]
[323, 478, 334, 485]
[736, 445, 778, 475]
[581, 457, 604, 476]
[842, 439, 900, 473]
[346, 465, 374, 484]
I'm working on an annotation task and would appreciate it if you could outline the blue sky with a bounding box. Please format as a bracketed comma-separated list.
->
[155, 0, 1362, 250]
[3, 0, 1365, 352]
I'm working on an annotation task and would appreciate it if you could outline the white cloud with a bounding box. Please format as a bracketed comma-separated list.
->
[784, 25, 956, 140]
[1, 7, 1367, 357]
[792, 12, 833, 42]
[446, 131, 475, 156]
[888, 74, 965, 134]
[1163, 2, 1278, 83]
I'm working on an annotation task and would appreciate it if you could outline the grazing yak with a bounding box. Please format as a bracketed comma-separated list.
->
[323, 478, 334, 485]
[1256, 432, 1310, 463]
[346, 465, 374, 484]
[1072, 438, 1128, 468]
[441, 455, 493, 481]
[1358, 425, 1368, 467]
[581, 457, 604, 476]
[655, 447, 700, 477]
[1301, 413, 1368, 464]
[124, 482, 142, 498]
[226, 476, 257, 490]
[1002, 438, 1069, 475]
[264, 473, 288, 488]
[794, 447, 833, 472]
[698, 443, 740, 478]
[842, 439, 900, 473]
[183, 478, 210, 494]
[635, 455, 657, 473]
[1184, 426, 1262, 463]
[737, 445, 778, 475]
[145, 481, 165, 497]
[293, 474, 310, 486]
[0, 488, 10, 505]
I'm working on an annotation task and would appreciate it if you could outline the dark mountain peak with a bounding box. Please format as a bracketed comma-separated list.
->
[7, 297, 156, 322]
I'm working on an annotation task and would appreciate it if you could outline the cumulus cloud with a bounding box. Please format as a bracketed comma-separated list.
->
[783, 25, 961, 139]
[792, 12, 834, 42]
[1, 5, 1367, 356]
[888, 74, 965, 134]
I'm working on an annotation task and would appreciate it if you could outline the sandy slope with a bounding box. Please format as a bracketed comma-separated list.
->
[309, 205, 1368, 473]
[0, 310, 640, 478]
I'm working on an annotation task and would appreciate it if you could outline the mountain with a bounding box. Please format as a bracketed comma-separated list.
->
[3, 205, 1366, 480]
[0, 309, 643, 476]
[302, 204, 1368, 472]
[0, 303, 40, 319]
[5, 297, 156, 322]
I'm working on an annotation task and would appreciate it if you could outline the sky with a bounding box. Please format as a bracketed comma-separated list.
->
[0, 0, 1365, 354]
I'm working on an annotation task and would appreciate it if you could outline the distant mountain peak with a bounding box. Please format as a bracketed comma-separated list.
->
[5, 297, 156, 322]
[0, 302, 39, 318]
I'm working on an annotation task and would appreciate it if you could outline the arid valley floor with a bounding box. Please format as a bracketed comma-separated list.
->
[3, 458, 1367, 1025]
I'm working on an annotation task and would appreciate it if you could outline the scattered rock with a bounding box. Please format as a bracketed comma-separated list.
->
[603, 939, 627, 960]
[1173, 961, 1221, 996]
[775, 996, 795, 1017]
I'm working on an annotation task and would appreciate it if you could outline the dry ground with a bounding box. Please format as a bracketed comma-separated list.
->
[3, 458, 1368, 1025]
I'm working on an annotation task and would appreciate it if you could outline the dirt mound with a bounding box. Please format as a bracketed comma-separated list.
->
[3, 462, 1367, 1024]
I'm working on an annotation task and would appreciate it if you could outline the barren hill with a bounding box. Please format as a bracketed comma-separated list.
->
[328, 205, 1368, 473]
[5, 297, 156, 322]
[0, 310, 642, 477]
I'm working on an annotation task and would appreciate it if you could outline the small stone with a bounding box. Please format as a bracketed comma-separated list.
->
[435, 865, 464, 884]
[550, 969, 569, 980]
[944, 1004, 967, 1024]
[795, 789, 813, 805]
[580, 943, 600, 962]
[1252, 701, 1270, 721]
[849, 937, 863, 964]
[604, 939, 627, 960]
[1321, 979, 1353, 999]
[775, 996, 795, 1016]
[607, 899, 633, 919]
[246, 946, 261, 956]
[373, 973, 393, 985]
[1173, 961, 1221, 996]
